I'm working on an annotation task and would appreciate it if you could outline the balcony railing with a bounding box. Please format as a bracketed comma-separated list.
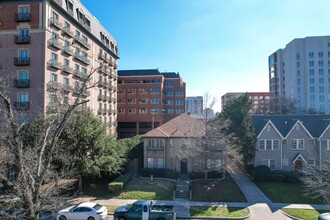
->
[14, 57, 30, 66]
[98, 80, 104, 87]
[47, 81, 62, 91]
[62, 46, 74, 56]
[62, 84, 72, 93]
[74, 52, 90, 65]
[62, 65, 73, 74]
[14, 35, 30, 44]
[49, 18, 63, 30]
[48, 38, 63, 50]
[14, 102, 29, 110]
[47, 59, 62, 69]
[15, 13, 31, 22]
[77, 18, 91, 31]
[52, 0, 63, 6]
[62, 26, 74, 37]
[73, 70, 88, 80]
[98, 53, 106, 60]
[74, 35, 91, 50]
[98, 108, 106, 115]
[98, 67, 106, 74]
[72, 87, 90, 96]
[14, 79, 30, 88]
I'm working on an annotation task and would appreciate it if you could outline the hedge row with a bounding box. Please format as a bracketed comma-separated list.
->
[108, 173, 132, 192]
[189, 171, 223, 180]
[141, 168, 179, 179]
[250, 165, 300, 183]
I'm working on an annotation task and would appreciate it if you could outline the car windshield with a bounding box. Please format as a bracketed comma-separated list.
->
[93, 204, 103, 211]
[69, 206, 77, 212]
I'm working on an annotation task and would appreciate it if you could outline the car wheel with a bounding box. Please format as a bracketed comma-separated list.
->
[87, 217, 95, 220]
[59, 215, 67, 220]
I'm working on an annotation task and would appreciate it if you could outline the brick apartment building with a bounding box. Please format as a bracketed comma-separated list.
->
[221, 92, 270, 114]
[0, 0, 119, 136]
[117, 69, 186, 139]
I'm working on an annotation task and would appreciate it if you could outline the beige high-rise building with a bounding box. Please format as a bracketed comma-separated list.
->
[0, 0, 119, 136]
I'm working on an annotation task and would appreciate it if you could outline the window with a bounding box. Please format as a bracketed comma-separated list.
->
[319, 78, 324, 84]
[127, 98, 135, 104]
[166, 109, 174, 114]
[63, 77, 69, 85]
[308, 159, 315, 166]
[176, 100, 184, 105]
[309, 69, 314, 75]
[139, 88, 147, 94]
[18, 93, 28, 104]
[165, 82, 174, 87]
[319, 68, 324, 75]
[318, 52, 324, 58]
[139, 108, 147, 114]
[291, 139, 305, 150]
[19, 48, 29, 58]
[259, 139, 280, 150]
[309, 61, 314, 67]
[118, 108, 124, 114]
[165, 91, 174, 96]
[309, 78, 314, 84]
[326, 140, 330, 150]
[150, 98, 160, 103]
[296, 53, 300, 60]
[175, 108, 184, 114]
[310, 86, 315, 92]
[18, 70, 29, 80]
[118, 89, 124, 94]
[165, 100, 174, 105]
[147, 158, 154, 168]
[157, 158, 164, 168]
[309, 52, 314, 58]
[51, 52, 58, 61]
[81, 67, 87, 77]
[262, 159, 276, 170]
[127, 88, 136, 94]
[283, 158, 289, 166]
[128, 108, 136, 114]
[147, 139, 165, 150]
[50, 72, 57, 82]
[150, 88, 160, 94]
[296, 62, 300, 68]
[176, 91, 184, 96]
[139, 98, 147, 104]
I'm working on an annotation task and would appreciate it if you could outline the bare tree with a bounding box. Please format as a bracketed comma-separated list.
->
[0, 68, 97, 219]
[268, 96, 297, 115]
[300, 165, 330, 204]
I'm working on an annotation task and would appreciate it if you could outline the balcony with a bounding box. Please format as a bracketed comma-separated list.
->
[46, 103, 58, 114]
[15, 13, 31, 22]
[74, 52, 90, 65]
[62, 65, 73, 74]
[14, 35, 30, 44]
[98, 80, 104, 87]
[98, 53, 106, 61]
[52, 0, 62, 6]
[14, 57, 30, 66]
[48, 38, 63, 50]
[77, 18, 91, 32]
[98, 108, 106, 115]
[14, 102, 29, 110]
[74, 35, 91, 50]
[62, 46, 74, 56]
[98, 67, 106, 74]
[49, 18, 63, 30]
[73, 70, 88, 80]
[62, 26, 74, 37]
[47, 81, 62, 91]
[47, 59, 62, 70]
[62, 84, 72, 93]
[14, 79, 30, 88]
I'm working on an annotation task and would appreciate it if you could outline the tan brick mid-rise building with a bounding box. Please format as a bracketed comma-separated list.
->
[0, 0, 119, 136]
[117, 69, 186, 139]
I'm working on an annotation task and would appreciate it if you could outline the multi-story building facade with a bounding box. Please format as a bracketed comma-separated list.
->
[186, 96, 203, 115]
[269, 36, 330, 114]
[0, 0, 119, 136]
[221, 92, 270, 114]
[117, 69, 186, 139]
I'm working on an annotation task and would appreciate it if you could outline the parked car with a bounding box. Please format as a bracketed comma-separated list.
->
[56, 202, 107, 220]
[319, 212, 330, 220]
[114, 200, 176, 220]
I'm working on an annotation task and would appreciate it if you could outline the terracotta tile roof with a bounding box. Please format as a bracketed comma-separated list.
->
[143, 113, 205, 138]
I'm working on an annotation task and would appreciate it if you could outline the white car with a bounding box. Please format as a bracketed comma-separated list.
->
[56, 202, 107, 220]
[319, 212, 330, 220]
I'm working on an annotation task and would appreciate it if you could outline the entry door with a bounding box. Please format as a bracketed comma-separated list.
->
[295, 160, 302, 172]
[181, 159, 188, 174]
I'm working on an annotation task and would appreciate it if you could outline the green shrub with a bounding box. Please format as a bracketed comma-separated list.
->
[247, 164, 254, 175]
[286, 171, 301, 183]
[268, 173, 286, 182]
[253, 165, 271, 182]
[189, 172, 204, 180]
[141, 168, 178, 179]
[108, 173, 132, 193]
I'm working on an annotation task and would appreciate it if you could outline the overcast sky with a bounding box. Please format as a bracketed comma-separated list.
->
[81, 0, 330, 112]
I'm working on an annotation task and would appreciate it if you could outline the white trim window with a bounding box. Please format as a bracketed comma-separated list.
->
[259, 139, 280, 150]
[147, 139, 165, 150]
[308, 159, 315, 166]
[283, 158, 289, 166]
[147, 158, 154, 168]
[291, 139, 305, 150]
[157, 158, 164, 168]
[262, 159, 276, 170]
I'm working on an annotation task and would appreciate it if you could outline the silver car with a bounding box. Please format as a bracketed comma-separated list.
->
[56, 202, 107, 220]
[319, 212, 330, 220]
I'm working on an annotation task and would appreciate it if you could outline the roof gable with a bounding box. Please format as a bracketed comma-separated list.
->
[257, 120, 284, 139]
[143, 113, 205, 138]
[285, 120, 314, 139]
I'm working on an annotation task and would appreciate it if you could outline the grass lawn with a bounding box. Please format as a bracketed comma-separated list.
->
[282, 209, 330, 220]
[83, 177, 174, 200]
[113, 178, 174, 200]
[255, 182, 325, 204]
[191, 176, 246, 202]
[190, 206, 249, 218]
